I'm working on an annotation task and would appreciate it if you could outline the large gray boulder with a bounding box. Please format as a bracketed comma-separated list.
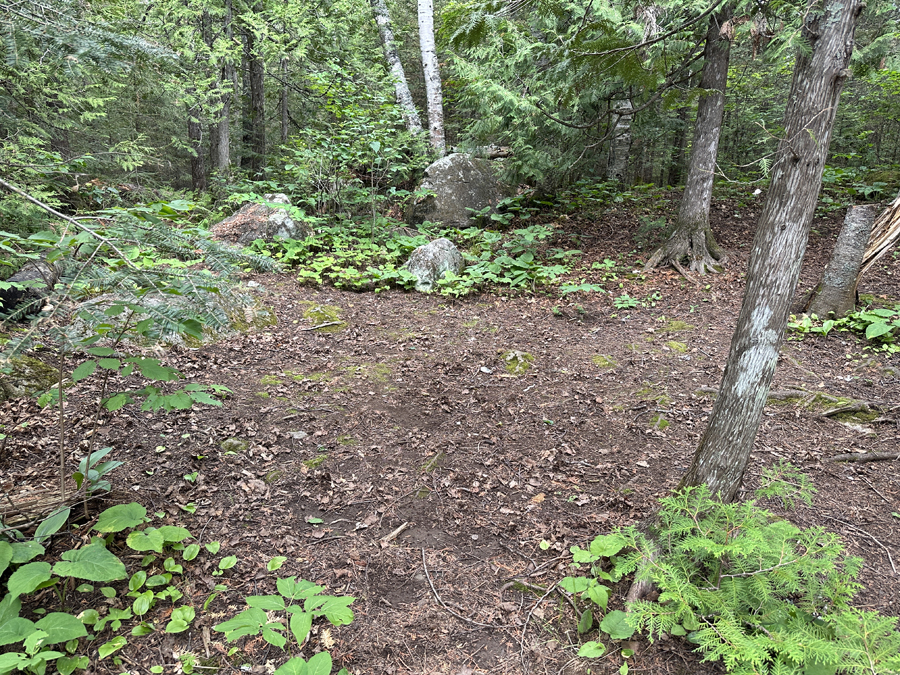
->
[210, 193, 312, 245]
[411, 153, 513, 228]
[0, 355, 57, 403]
[404, 238, 463, 292]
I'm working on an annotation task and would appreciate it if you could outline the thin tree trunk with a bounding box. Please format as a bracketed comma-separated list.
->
[213, 0, 233, 178]
[418, 0, 445, 153]
[679, 0, 864, 502]
[280, 58, 289, 143]
[369, 0, 423, 134]
[804, 204, 880, 316]
[188, 101, 207, 192]
[241, 6, 265, 178]
[607, 98, 633, 184]
[645, 6, 733, 275]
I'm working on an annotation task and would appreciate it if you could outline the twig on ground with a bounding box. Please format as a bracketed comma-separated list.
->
[421, 548, 507, 629]
[860, 476, 890, 503]
[824, 516, 897, 575]
[299, 321, 343, 331]
[380, 522, 409, 546]
[829, 452, 900, 463]
[520, 583, 558, 672]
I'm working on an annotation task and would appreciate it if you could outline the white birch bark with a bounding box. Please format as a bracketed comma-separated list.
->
[369, 0, 423, 134]
[417, 0, 445, 153]
[607, 98, 633, 184]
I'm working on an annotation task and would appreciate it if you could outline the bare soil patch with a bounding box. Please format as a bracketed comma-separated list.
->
[3, 197, 899, 675]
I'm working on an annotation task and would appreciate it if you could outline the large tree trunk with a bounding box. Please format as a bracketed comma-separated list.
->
[804, 204, 880, 316]
[679, 0, 864, 502]
[418, 0, 445, 153]
[606, 98, 633, 184]
[645, 7, 733, 275]
[211, 0, 233, 178]
[369, 0, 423, 134]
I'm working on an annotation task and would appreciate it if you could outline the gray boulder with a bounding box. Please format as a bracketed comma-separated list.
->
[411, 153, 513, 228]
[210, 193, 312, 245]
[404, 238, 463, 292]
[0, 355, 57, 402]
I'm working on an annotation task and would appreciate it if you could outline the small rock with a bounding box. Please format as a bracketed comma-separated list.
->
[404, 238, 463, 292]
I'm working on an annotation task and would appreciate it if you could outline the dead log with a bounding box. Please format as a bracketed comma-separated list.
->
[0, 260, 61, 317]
[829, 452, 900, 463]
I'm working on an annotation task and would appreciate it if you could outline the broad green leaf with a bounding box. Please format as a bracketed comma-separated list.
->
[57, 655, 90, 675]
[33, 507, 70, 544]
[0, 593, 22, 623]
[0, 541, 12, 576]
[559, 576, 590, 593]
[72, 360, 97, 381]
[129, 571, 147, 591]
[10, 541, 45, 563]
[53, 542, 127, 581]
[578, 609, 594, 634]
[98, 635, 127, 659]
[85, 347, 116, 356]
[274, 657, 309, 675]
[277, 577, 324, 600]
[104, 393, 129, 411]
[267, 556, 287, 571]
[0, 652, 29, 671]
[314, 596, 354, 625]
[218, 555, 237, 570]
[306, 651, 332, 675]
[77, 609, 99, 625]
[98, 358, 121, 370]
[133, 358, 178, 381]
[247, 595, 286, 611]
[34, 612, 88, 644]
[156, 526, 192, 544]
[145, 574, 169, 587]
[0, 617, 35, 647]
[589, 534, 627, 558]
[132, 590, 154, 616]
[577, 641, 606, 658]
[262, 626, 287, 648]
[599, 610, 635, 640]
[866, 322, 894, 339]
[213, 607, 267, 640]
[586, 583, 609, 611]
[127, 528, 166, 553]
[8, 561, 53, 598]
[289, 612, 313, 645]
[165, 606, 195, 633]
[205, 541, 221, 554]
[183, 544, 200, 561]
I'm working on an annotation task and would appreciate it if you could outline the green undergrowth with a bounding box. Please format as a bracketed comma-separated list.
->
[565, 462, 900, 675]
[1, 503, 352, 675]
[247, 217, 636, 298]
[788, 303, 900, 354]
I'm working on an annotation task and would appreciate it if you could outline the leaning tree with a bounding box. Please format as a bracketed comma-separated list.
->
[679, 0, 866, 501]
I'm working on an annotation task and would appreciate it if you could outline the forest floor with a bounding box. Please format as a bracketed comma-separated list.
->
[2, 193, 900, 675]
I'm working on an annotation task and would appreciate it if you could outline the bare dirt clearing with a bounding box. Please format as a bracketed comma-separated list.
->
[3, 200, 899, 675]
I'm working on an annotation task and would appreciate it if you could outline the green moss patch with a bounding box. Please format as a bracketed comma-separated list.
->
[592, 354, 618, 369]
[0, 355, 58, 402]
[666, 319, 695, 331]
[665, 341, 688, 353]
[501, 350, 534, 375]
[299, 302, 346, 332]
[337, 434, 356, 446]
[220, 438, 249, 454]
[649, 413, 670, 430]
[634, 384, 671, 407]
[260, 374, 283, 386]
[344, 362, 392, 382]
[303, 454, 328, 469]
[421, 452, 445, 473]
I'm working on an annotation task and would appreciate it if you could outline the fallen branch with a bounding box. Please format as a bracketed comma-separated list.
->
[379, 521, 409, 546]
[421, 547, 508, 628]
[299, 321, 343, 332]
[829, 452, 900, 463]
[823, 516, 897, 575]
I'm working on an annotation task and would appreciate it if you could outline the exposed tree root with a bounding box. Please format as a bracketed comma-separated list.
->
[645, 225, 728, 277]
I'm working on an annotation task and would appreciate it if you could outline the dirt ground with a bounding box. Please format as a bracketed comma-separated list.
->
[2, 194, 899, 675]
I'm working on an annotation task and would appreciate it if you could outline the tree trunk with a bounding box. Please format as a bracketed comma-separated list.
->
[645, 7, 733, 275]
[804, 205, 880, 316]
[241, 8, 266, 178]
[280, 58, 289, 144]
[188, 102, 207, 192]
[607, 98, 633, 184]
[369, 0, 423, 134]
[418, 0, 445, 154]
[212, 0, 233, 178]
[679, 0, 864, 502]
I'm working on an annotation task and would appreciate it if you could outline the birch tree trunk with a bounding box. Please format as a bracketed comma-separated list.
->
[418, 0, 445, 153]
[645, 6, 733, 275]
[679, 0, 864, 502]
[369, 0, 422, 134]
[606, 98, 633, 184]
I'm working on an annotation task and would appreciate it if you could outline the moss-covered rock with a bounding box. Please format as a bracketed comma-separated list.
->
[501, 350, 534, 375]
[592, 354, 618, 368]
[220, 438, 249, 454]
[0, 355, 57, 402]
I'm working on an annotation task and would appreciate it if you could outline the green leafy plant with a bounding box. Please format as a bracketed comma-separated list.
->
[213, 568, 354, 675]
[567, 467, 900, 674]
[788, 304, 900, 353]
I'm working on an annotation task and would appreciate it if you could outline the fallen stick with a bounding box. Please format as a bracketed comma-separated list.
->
[299, 321, 343, 331]
[829, 452, 900, 463]
[379, 521, 409, 546]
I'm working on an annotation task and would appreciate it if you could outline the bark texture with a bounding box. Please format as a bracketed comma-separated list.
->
[188, 101, 207, 192]
[679, 0, 864, 502]
[418, 0, 445, 153]
[369, 0, 423, 134]
[858, 189, 900, 281]
[241, 8, 266, 178]
[606, 98, 633, 185]
[645, 7, 732, 275]
[211, 0, 233, 177]
[806, 204, 880, 316]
